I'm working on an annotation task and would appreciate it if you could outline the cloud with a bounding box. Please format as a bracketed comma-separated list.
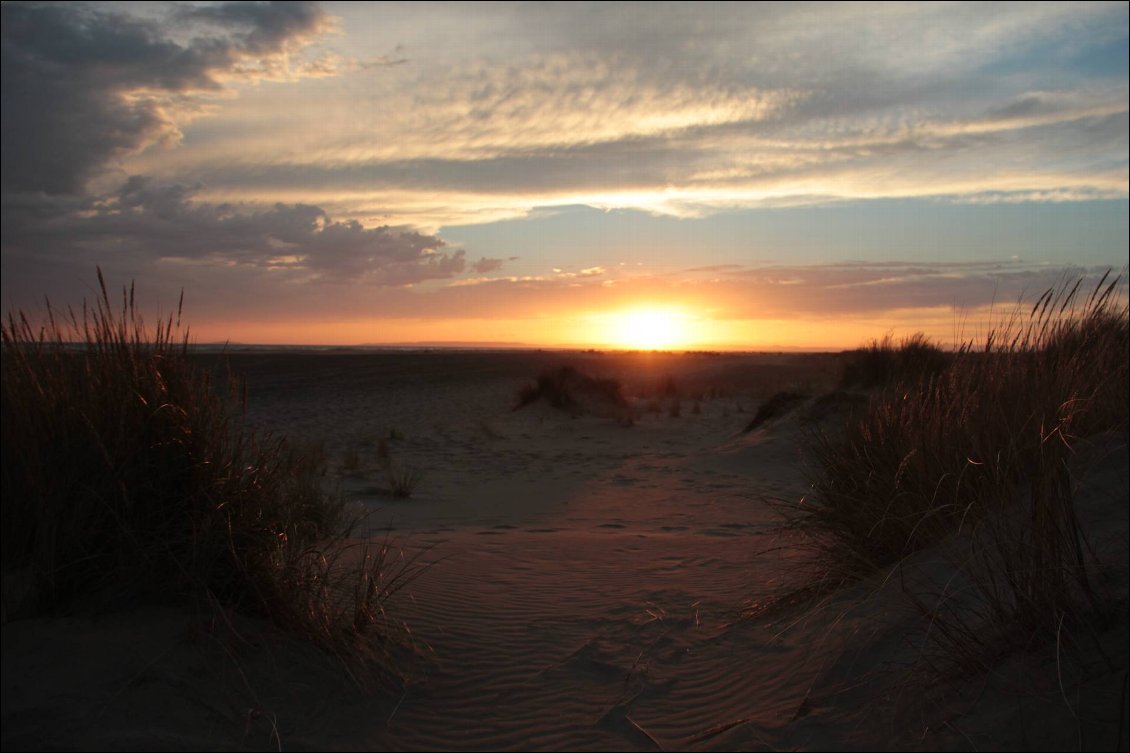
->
[0, 1, 332, 195]
[0, 1, 1124, 338]
[0, 2, 509, 308]
[0, 176, 494, 316]
[177, 1, 330, 57]
[11, 2, 1113, 232]
[6, 3, 1127, 222]
[128, 38, 1125, 227]
[471, 257, 506, 274]
[402, 260, 1124, 325]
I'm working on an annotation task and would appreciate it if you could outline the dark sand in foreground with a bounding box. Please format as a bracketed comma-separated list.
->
[4, 351, 1127, 750]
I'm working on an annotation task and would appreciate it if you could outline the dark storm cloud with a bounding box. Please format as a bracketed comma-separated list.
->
[0, 2, 502, 302]
[0, 1, 329, 195]
[177, 1, 327, 55]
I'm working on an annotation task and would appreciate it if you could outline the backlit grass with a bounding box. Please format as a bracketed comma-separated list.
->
[797, 273, 1128, 667]
[1, 272, 418, 683]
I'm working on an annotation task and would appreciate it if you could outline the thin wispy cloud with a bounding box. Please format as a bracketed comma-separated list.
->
[413, 261, 1119, 322]
[120, 1, 1126, 226]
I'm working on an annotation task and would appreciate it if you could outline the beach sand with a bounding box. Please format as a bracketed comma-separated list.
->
[3, 351, 1127, 751]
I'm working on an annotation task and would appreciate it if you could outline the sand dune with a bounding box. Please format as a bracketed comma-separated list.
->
[3, 351, 1126, 751]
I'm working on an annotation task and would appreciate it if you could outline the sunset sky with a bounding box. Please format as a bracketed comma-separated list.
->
[2, 1, 1127, 350]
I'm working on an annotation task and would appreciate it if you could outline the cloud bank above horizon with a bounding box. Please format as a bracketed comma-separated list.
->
[1, 1, 1126, 347]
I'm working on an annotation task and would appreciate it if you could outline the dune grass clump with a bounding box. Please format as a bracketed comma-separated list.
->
[798, 273, 1128, 663]
[384, 461, 423, 499]
[515, 365, 628, 416]
[744, 390, 810, 432]
[839, 331, 951, 389]
[1, 273, 415, 680]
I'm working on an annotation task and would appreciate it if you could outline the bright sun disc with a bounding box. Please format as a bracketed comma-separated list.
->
[613, 308, 689, 349]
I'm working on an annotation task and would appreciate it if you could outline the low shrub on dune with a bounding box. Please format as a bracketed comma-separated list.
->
[1, 272, 416, 682]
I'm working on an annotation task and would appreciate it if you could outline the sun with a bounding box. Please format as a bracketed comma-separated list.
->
[611, 307, 691, 350]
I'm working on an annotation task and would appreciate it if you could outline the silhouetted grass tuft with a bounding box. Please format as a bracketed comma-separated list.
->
[839, 332, 951, 389]
[744, 390, 810, 432]
[1, 272, 418, 683]
[383, 459, 422, 499]
[514, 365, 629, 417]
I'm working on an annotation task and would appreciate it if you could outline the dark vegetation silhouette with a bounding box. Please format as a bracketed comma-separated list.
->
[789, 273, 1128, 669]
[744, 390, 810, 432]
[1, 271, 420, 684]
[515, 365, 629, 416]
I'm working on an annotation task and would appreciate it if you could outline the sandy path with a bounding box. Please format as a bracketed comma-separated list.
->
[221, 352, 901, 751]
[267, 354, 817, 749]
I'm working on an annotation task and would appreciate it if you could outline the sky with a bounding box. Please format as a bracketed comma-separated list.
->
[1, 1, 1127, 350]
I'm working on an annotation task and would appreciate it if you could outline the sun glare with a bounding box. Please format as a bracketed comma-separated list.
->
[611, 307, 692, 350]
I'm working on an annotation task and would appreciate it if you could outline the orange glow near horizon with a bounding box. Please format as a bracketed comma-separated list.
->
[184, 303, 969, 352]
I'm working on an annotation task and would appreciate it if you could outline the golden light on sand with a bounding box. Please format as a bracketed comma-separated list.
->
[609, 307, 693, 350]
